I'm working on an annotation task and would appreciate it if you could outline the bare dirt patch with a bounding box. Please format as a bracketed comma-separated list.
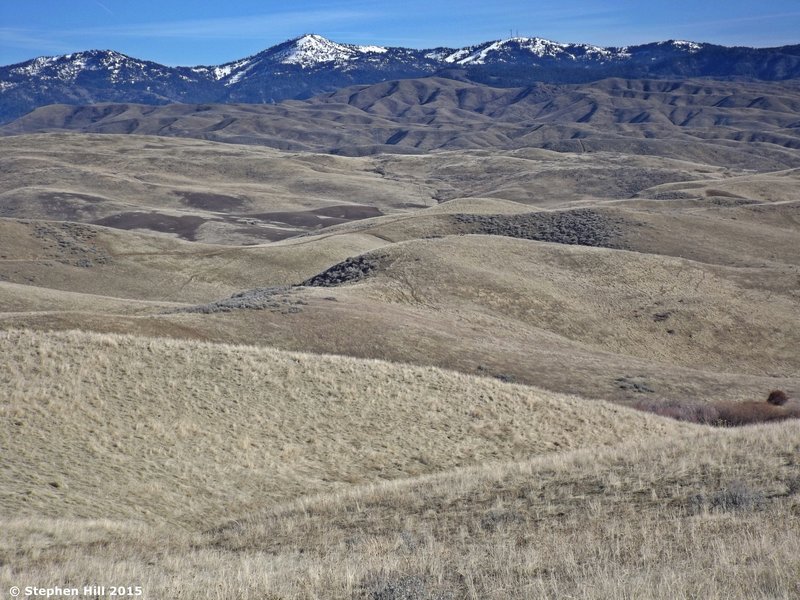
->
[176, 191, 247, 212]
[227, 225, 303, 242]
[247, 211, 336, 228]
[249, 204, 383, 229]
[93, 212, 207, 240]
[312, 205, 383, 220]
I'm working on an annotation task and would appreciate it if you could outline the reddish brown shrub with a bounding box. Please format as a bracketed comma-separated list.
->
[633, 399, 720, 425]
[715, 401, 800, 426]
[634, 393, 800, 427]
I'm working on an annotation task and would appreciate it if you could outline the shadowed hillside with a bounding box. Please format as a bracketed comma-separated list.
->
[4, 78, 800, 168]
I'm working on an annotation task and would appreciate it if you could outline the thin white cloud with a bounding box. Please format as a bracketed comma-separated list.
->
[686, 11, 800, 28]
[0, 28, 76, 56]
[595, 10, 800, 47]
[94, 1, 114, 15]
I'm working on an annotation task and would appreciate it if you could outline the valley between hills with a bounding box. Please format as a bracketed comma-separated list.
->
[1, 75, 800, 599]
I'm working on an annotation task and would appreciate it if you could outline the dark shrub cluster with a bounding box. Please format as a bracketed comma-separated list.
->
[767, 390, 789, 406]
[453, 209, 628, 248]
[361, 573, 453, 600]
[301, 254, 384, 287]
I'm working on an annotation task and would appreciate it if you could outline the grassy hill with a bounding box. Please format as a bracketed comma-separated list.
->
[1, 329, 796, 598]
[1, 328, 687, 526]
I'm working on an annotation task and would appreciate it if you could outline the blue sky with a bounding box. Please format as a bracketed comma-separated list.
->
[1, 1, 798, 66]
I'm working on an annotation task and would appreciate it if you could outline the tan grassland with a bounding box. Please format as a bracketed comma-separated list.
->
[2, 330, 798, 599]
[1, 119, 799, 599]
[1, 328, 689, 525]
[2, 340, 798, 597]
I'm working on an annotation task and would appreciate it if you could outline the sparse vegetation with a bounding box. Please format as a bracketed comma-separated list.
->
[176, 286, 306, 313]
[453, 209, 628, 248]
[301, 254, 386, 287]
[634, 391, 800, 426]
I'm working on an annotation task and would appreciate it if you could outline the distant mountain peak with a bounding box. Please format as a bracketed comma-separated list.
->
[7, 48, 151, 83]
[272, 33, 388, 68]
[664, 40, 704, 53]
[443, 36, 630, 65]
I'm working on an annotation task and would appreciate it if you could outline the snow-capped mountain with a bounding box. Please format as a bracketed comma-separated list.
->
[1, 34, 798, 123]
[190, 34, 396, 87]
[267, 33, 389, 68]
[442, 37, 633, 65]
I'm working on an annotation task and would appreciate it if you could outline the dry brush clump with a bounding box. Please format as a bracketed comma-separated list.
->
[633, 398, 721, 424]
[452, 209, 628, 248]
[635, 390, 800, 426]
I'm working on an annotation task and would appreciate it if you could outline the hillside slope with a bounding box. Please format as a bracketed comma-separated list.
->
[4, 78, 800, 167]
[0, 328, 688, 526]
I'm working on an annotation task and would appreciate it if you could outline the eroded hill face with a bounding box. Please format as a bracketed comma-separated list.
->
[4, 78, 800, 168]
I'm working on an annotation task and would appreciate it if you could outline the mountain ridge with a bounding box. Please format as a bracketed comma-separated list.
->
[2, 33, 800, 124]
[6, 77, 800, 168]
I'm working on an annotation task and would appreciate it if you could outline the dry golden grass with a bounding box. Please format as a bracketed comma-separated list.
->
[3, 329, 797, 598]
[1, 328, 686, 528]
[203, 421, 800, 599]
[146, 232, 798, 407]
[3, 417, 798, 599]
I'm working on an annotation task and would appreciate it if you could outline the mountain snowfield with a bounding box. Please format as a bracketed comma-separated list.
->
[442, 37, 633, 65]
[1, 33, 798, 123]
[3, 33, 700, 78]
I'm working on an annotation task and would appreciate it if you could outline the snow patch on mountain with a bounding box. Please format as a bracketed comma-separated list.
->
[7, 50, 156, 84]
[424, 50, 451, 61]
[443, 37, 630, 65]
[275, 34, 388, 68]
[668, 40, 704, 53]
[12, 56, 58, 77]
[211, 59, 252, 81]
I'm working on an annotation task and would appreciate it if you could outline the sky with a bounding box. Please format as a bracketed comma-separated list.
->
[1, 0, 799, 66]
